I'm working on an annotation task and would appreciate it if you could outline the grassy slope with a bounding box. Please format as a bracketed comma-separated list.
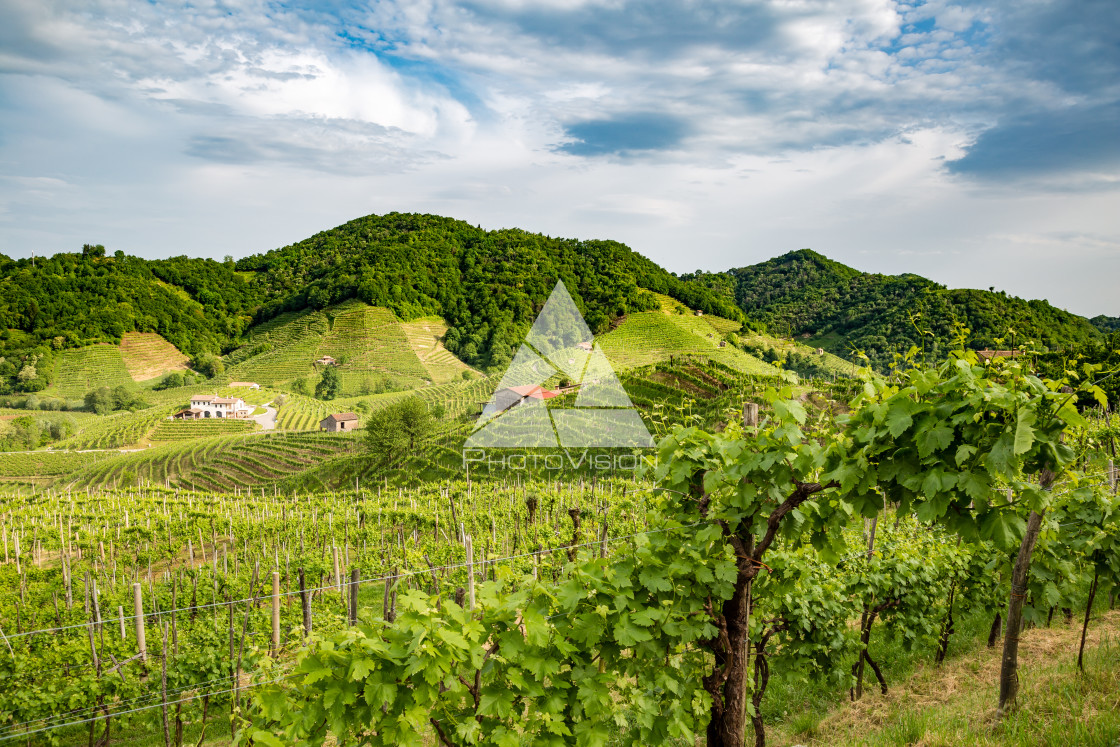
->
[598, 294, 779, 375]
[767, 608, 1120, 747]
[400, 316, 479, 383]
[225, 301, 444, 394]
[47, 344, 135, 398]
[119, 332, 190, 381]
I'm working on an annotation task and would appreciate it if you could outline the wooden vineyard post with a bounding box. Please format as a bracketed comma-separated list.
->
[349, 568, 359, 626]
[743, 402, 759, 430]
[299, 568, 311, 638]
[465, 535, 476, 612]
[118, 605, 126, 640]
[332, 546, 344, 610]
[271, 571, 280, 657]
[1110, 460, 1117, 494]
[133, 582, 147, 661]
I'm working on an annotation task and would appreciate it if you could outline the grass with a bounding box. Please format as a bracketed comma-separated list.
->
[118, 332, 190, 381]
[766, 608, 1120, 746]
[48, 344, 135, 397]
[401, 316, 478, 384]
[598, 308, 779, 376]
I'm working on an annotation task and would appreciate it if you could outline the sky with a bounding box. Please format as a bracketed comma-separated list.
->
[1, 0, 1118, 317]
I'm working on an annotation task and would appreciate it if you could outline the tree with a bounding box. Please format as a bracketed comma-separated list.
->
[396, 397, 433, 449]
[291, 378, 311, 396]
[365, 406, 407, 467]
[155, 372, 185, 390]
[192, 353, 224, 379]
[85, 387, 113, 415]
[364, 397, 434, 467]
[315, 366, 340, 400]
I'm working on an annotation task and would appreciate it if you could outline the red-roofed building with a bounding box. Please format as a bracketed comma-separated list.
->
[489, 385, 561, 413]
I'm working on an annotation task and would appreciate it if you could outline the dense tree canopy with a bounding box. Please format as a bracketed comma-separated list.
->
[0, 247, 259, 392]
[236, 213, 744, 370]
[685, 250, 1104, 369]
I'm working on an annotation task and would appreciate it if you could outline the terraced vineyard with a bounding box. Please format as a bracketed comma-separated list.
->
[738, 331, 862, 377]
[400, 316, 477, 383]
[48, 343, 135, 397]
[52, 405, 177, 450]
[224, 309, 328, 385]
[0, 450, 114, 484]
[599, 308, 778, 375]
[275, 392, 333, 431]
[67, 430, 358, 491]
[318, 302, 429, 389]
[118, 331, 190, 381]
[148, 418, 258, 442]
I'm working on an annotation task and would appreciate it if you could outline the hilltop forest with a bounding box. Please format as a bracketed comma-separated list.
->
[0, 214, 1115, 394]
[684, 249, 1105, 368]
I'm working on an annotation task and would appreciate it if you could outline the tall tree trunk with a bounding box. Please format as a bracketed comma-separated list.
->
[998, 507, 1047, 716]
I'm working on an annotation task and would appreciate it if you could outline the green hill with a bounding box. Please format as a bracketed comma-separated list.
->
[225, 300, 477, 394]
[0, 246, 259, 394]
[1091, 315, 1120, 333]
[597, 294, 778, 375]
[236, 212, 744, 373]
[685, 249, 1104, 368]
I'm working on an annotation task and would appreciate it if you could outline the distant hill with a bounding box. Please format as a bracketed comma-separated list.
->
[0, 245, 259, 394]
[236, 213, 744, 372]
[5, 218, 1112, 397]
[684, 249, 1103, 368]
[1091, 315, 1120, 333]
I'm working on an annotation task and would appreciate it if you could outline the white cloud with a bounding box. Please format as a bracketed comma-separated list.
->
[0, 0, 1117, 318]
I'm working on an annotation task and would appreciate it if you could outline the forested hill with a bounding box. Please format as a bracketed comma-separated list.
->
[0, 245, 259, 393]
[236, 212, 743, 370]
[683, 249, 1104, 368]
[2, 215, 1111, 395]
[1091, 315, 1120, 333]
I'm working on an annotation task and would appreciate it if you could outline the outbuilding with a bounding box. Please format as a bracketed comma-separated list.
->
[320, 412, 359, 432]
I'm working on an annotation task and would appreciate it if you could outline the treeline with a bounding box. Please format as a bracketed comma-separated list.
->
[0, 245, 259, 393]
[685, 249, 1104, 369]
[236, 213, 744, 371]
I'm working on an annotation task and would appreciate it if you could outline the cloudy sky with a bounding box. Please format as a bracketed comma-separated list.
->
[1, 0, 1118, 316]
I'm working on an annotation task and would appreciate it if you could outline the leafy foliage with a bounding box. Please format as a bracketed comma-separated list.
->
[236, 213, 743, 372]
[684, 249, 1104, 369]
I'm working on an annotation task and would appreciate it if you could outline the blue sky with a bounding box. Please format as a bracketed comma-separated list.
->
[1, 0, 1118, 316]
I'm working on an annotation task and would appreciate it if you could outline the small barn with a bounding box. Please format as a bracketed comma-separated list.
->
[315, 356, 338, 366]
[320, 412, 359, 432]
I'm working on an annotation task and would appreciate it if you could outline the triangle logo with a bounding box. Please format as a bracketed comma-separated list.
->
[465, 281, 654, 449]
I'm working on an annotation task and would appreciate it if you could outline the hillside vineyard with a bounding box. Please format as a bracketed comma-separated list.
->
[0, 213, 1118, 746]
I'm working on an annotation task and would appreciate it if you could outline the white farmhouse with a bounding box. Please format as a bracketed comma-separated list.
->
[176, 395, 252, 419]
